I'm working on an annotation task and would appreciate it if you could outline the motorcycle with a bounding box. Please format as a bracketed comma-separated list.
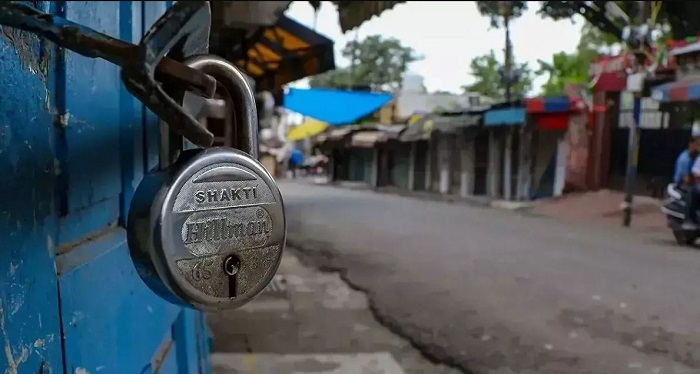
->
[661, 183, 700, 246]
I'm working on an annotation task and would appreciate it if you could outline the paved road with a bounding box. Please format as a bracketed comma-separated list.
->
[280, 181, 700, 374]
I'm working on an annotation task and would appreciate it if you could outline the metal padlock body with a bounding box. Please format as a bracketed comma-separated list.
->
[128, 147, 285, 311]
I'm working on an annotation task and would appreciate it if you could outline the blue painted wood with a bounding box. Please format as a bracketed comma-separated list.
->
[142, 2, 168, 173]
[56, 229, 183, 374]
[62, 2, 123, 214]
[54, 1, 124, 247]
[0, 0, 63, 371]
[119, 1, 146, 226]
[52, 1, 209, 373]
[0, 1, 211, 372]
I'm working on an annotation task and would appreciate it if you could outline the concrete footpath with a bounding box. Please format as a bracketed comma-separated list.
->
[207, 248, 460, 374]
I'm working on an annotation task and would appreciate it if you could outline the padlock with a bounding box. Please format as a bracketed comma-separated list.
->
[127, 54, 286, 311]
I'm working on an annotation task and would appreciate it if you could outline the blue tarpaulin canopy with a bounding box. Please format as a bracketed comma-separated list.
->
[282, 88, 393, 125]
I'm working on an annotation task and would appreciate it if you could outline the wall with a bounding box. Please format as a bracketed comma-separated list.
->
[0, 2, 210, 373]
[532, 130, 566, 197]
[565, 113, 590, 191]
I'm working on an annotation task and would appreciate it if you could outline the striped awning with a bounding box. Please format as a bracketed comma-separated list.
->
[236, 16, 335, 91]
[651, 79, 700, 103]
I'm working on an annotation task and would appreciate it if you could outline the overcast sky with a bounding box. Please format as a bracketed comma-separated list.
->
[285, 1, 585, 95]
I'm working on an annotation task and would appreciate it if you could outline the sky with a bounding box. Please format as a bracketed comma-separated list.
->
[285, 1, 585, 95]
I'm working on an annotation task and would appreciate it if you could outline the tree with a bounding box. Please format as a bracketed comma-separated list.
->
[308, 35, 422, 92]
[535, 3, 673, 97]
[537, 50, 598, 97]
[476, 1, 699, 41]
[578, 22, 621, 54]
[463, 50, 533, 101]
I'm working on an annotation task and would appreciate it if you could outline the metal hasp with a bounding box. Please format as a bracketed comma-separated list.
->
[0, 1, 217, 147]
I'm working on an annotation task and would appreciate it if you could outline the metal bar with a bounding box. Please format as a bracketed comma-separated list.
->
[0, 2, 216, 98]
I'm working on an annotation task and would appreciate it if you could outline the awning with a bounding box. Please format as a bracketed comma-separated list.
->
[484, 107, 526, 127]
[651, 79, 700, 103]
[526, 97, 576, 113]
[236, 16, 335, 91]
[287, 117, 329, 141]
[526, 97, 586, 131]
[321, 126, 360, 143]
[351, 131, 384, 148]
[400, 112, 481, 142]
[376, 124, 406, 140]
[283, 88, 393, 125]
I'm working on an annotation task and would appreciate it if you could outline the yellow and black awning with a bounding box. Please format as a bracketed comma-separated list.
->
[236, 16, 335, 92]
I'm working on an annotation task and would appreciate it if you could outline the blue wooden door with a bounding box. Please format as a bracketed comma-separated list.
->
[0, 2, 211, 373]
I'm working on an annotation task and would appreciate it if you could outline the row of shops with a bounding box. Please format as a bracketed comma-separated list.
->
[317, 96, 590, 201]
[313, 37, 700, 202]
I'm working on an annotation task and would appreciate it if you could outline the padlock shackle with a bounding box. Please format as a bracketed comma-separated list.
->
[183, 55, 259, 159]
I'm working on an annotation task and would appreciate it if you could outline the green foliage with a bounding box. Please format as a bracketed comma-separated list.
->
[476, 1, 527, 28]
[536, 49, 598, 97]
[308, 35, 422, 92]
[462, 50, 533, 101]
[476, 1, 699, 40]
[474, 1, 691, 97]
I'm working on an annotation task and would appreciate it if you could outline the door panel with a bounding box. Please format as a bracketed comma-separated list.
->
[61, 2, 122, 216]
[0, 0, 64, 371]
[49, 1, 210, 373]
[56, 230, 183, 374]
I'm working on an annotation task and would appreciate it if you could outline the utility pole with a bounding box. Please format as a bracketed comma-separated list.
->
[503, 2, 513, 102]
[622, 0, 652, 227]
[348, 29, 360, 90]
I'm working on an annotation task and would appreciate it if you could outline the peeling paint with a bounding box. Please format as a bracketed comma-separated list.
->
[32, 339, 44, 348]
[75, 368, 89, 374]
[8, 262, 19, 277]
[70, 311, 85, 326]
[0, 300, 30, 374]
[46, 235, 54, 259]
[59, 113, 70, 128]
[0, 27, 51, 111]
[9, 292, 24, 316]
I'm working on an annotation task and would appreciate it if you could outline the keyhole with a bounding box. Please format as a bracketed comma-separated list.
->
[224, 255, 240, 298]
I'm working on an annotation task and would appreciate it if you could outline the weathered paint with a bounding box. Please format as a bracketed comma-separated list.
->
[0, 1, 209, 373]
[0, 1, 63, 372]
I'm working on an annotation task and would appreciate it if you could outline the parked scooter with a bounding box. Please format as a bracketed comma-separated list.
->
[661, 183, 700, 246]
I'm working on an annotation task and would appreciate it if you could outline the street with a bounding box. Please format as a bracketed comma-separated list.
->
[277, 180, 700, 374]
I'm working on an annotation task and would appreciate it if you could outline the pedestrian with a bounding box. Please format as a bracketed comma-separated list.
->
[288, 148, 304, 179]
[679, 123, 700, 229]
